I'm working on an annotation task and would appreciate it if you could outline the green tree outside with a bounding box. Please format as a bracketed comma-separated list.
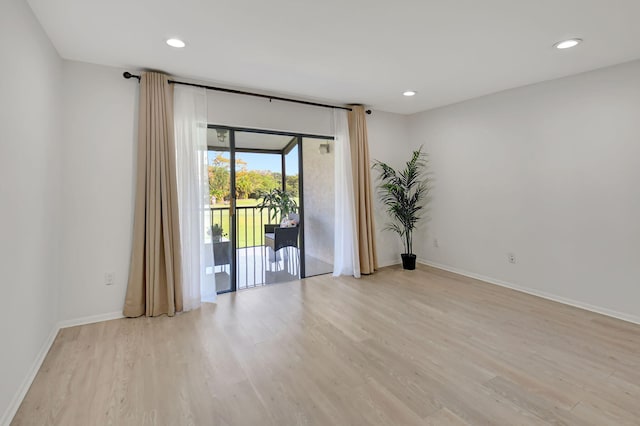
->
[208, 154, 295, 202]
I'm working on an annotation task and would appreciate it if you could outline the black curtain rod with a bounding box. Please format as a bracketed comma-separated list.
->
[123, 72, 371, 114]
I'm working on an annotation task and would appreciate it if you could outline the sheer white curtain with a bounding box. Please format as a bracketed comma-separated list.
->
[174, 85, 215, 309]
[333, 109, 361, 278]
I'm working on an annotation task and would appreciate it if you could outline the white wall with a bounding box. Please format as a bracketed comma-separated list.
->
[367, 110, 411, 266]
[207, 90, 333, 136]
[0, 0, 62, 422]
[409, 60, 640, 323]
[58, 61, 138, 322]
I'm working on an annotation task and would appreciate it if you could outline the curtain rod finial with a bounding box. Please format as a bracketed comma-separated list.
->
[366, 109, 372, 115]
[123, 71, 141, 81]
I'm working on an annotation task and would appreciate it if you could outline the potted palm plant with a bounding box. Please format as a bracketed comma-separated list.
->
[372, 146, 429, 270]
[210, 224, 227, 242]
[257, 188, 298, 225]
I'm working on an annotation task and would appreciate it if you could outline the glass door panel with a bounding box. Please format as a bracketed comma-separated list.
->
[234, 150, 268, 289]
[207, 128, 235, 294]
[301, 138, 334, 277]
[281, 140, 302, 279]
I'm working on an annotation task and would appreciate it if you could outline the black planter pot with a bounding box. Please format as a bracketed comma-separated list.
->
[401, 253, 417, 270]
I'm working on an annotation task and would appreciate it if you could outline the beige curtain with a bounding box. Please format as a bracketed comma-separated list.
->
[123, 72, 183, 317]
[348, 105, 378, 274]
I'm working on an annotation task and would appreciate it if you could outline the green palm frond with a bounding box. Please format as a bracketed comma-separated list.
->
[257, 188, 298, 222]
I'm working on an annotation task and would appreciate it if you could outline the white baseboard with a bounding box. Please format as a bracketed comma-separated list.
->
[378, 257, 401, 268]
[57, 311, 124, 329]
[418, 258, 640, 326]
[1, 311, 125, 425]
[0, 325, 59, 426]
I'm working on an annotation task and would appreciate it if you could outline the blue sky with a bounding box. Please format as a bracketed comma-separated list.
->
[208, 146, 298, 174]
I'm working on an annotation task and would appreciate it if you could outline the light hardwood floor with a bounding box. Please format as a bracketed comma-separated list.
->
[12, 265, 640, 425]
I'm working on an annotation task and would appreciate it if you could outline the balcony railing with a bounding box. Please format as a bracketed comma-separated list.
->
[206, 205, 296, 291]
[208, 205, 281, 248]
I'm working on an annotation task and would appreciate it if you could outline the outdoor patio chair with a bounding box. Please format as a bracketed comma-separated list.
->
[263, 224, 299, 273]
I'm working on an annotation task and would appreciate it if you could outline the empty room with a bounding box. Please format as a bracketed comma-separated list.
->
[2, 0, 639, 425]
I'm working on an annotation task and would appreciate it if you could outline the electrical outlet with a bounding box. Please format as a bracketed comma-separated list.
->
[434, 238, 439, 248]
[508, 253, 516, 264]
[104, 272, 114, 285]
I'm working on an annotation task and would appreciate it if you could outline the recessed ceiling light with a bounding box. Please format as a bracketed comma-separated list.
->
[554, 38, 582, 50]
[403, 90, 417, 97]
[166, 38, 186, 48]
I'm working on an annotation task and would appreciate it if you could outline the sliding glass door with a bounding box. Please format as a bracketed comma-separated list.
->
[206, 126, 334, 294]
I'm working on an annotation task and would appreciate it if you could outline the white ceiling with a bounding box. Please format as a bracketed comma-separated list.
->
[28, 0, 640, 114]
